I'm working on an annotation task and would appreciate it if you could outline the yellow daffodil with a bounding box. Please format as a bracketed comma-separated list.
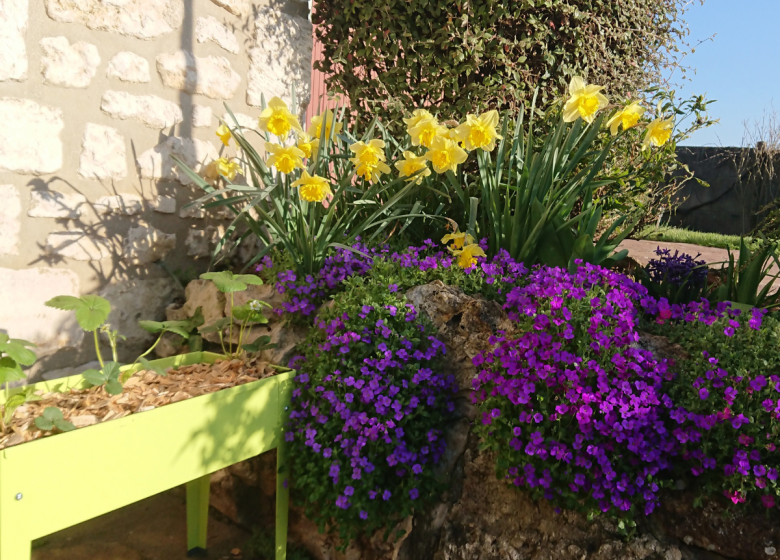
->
[291, 170, 332, 203]
[455, 110, 502, 151]
[606, 103, 645, 135]
[350, 139, 391, 183]
[642, 117, 674, 150]
[441, 231, 474, 251]
[296, 133, 320, 159]
[563, 76, 609, 124]
[206, 157, 242, 181]
[425, 136, 468, 174]
[394, 151, 431, 184]
[454, 243, 486, 269]
[308, 110, 343, 140]
[258, 97, 303, 138]
[266, 143, 305, 174]
[408, 117, 447, 149]
[216, 123, 232, 146]
[403, 108, 435, 130]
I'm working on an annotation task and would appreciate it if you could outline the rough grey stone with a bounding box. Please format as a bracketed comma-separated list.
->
[100, 90, 183, 129]
[0, 97, 63, 174]
[28, 191, 86, 218]
[78, 123, 127, 180]
[106, 51, 150, 83]
[156, 50, 240, 100]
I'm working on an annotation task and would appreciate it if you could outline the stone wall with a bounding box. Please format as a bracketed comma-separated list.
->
[669, 147, 780, 236]
[0, 0, 312, 378]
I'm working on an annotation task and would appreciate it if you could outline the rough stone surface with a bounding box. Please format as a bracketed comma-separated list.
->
[41, 360, 100, 381]
[99, 278, 181, 358]
[222, 111, 258, 131]
[156, 50, 240, 100]
[165, 279, 226, 331]
[179, 205, 205, 219]
[195, 15, 239, 54]
[136, 135, 218, 186]
[247, 8, 312, 111]
[0, 184, 21, 255]
[28, 190, 86, 218]
[208, 0, 247, 17]
[122, 222, 176, 265]
[192, 104, 212, 128]
[0, 267, 82, 355]
[45, 230, 113, 261]
[151, 195, 176, 213]
[184, 226, 222, 257]
[44, 0, 184, 40]
[39, 36, 100, 88]
[94, 194, 143, 215]
[100, 90, 183, 129]
[0, 0, 28, 82]
[105, 51, 150, 83]
[0, 97, 63, 174]
[78, 123, 127, 180]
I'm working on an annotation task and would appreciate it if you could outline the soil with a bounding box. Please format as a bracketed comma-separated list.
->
[1, 358, 279, 451]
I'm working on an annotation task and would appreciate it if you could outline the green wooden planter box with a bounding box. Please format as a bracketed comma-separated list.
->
[0, 352, 294, 560]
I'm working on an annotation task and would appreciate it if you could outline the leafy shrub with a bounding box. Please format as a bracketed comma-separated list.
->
[644, 301, 780, 509]
[472, 264, 675, 527]
[638, 247, 708, 304]
[286, 280, 458, 544]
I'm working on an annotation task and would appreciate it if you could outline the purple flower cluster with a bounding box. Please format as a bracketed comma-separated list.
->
[646, 247, 708, 287]
[286, 298, 458, 530]
[472, 263, 675, 516]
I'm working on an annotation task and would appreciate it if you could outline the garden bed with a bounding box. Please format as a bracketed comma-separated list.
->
[0, 356, 279, 451]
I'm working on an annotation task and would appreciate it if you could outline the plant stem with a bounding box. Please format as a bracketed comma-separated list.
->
[228, 293, 235, 358]
[94, 330, 104, 368]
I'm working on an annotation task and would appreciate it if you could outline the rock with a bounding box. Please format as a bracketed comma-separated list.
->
[44, 0, 183, 40]
[99, 278, 181, 358]
[122, 222, 176, 265]
[166, 279, 226, 329]
[192, 104, 212, 128]
[247, 7, 312, 111]
[28, 191, 86, 219]
[94, 194, 143, 215]
[156, 50, 240, 100]
[196, 15, 239, 54]
[151, 330, 186, 358]
[0, 267, 82, 356]
[70, 414, 99, 428]
[637, 331, 690, 364]
[45, 230, 113, 261]
[39, 36, 100, 88]
[105, 51, 150, 83]
[41, 360, 100, 381]
[0, 184, 21, 255]
[222, 111, 258, 131]
[185, 226, 223, 258]
[179, 204, 205, 219]
[151, 195, 176, 214]
[78, 123, 127, 180]
[208, 0, 247, 17]
[100, 90, 183, 129]
[0, 0, 28, 82]
[136, 135, 217, 186]
[0, 97, 63, 174]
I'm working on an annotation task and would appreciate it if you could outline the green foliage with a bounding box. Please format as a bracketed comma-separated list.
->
[637, 225, 754, 251]
[201, 271, 264, 293]
[34, 407, 75, 433]
[3, 388, 40, 425]
[244, 528, 311, 560]
[138, 308, 205, 339]
[313, 0, 692, 130]
[0, 333, 36, 385]
[44, 295, 111, 332]
[82, 361, 123, 395]
[708, 238, 780, 309]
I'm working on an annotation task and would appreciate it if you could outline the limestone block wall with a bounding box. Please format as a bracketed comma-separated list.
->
[0, 0, 312, 377]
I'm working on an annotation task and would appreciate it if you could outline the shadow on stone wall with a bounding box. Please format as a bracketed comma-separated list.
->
[668, 147, 780, 236]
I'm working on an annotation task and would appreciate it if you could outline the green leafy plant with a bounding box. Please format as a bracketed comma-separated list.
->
[3, 387, 40, 426]
[34, 407, 75, 433]
[197, 272, 272, 358]
[707, 238, 780, 309]
[81, 361, 123, 395]
[136, 308, 205, 373]
[0, 333, 36, 387]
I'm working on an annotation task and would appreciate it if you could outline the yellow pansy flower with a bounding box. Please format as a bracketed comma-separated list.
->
[441, 231, 474, 251]
[408, 117, 447, 149]
[350, 139, 391, 183]
[563, 76, 609, 124]
[296, 133, 320, 159]
[291, 170, 332, 203]
[642, 118, 674, 150]
[403, 108, 435, 131]
[606, 103, 646, 135]
[258, 97, 303, 138]
[454, 243, 486, 269]
[394, 151, 431, 184]
[266, 143, 305, 174]
[308, 110, 343, 140]
[207, 157, 242, 181]
[216, 123, 232, 147]
[425, 136, 468, 174]
[455, 110, 502, 151]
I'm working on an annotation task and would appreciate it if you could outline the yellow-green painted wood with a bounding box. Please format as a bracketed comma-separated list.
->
[0, 352, 293, 560]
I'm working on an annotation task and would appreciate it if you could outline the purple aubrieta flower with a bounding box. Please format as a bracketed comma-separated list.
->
[335, 496, 350, 509]
[382, 490, 391, 501]
[389, 283, 398, 293]
[359, 510, 368, 520]
[699, 388, 709, 400]
[409, 488, 419, 500]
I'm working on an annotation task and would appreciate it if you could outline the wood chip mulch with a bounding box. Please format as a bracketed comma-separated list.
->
[0, 358, 278, 451]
